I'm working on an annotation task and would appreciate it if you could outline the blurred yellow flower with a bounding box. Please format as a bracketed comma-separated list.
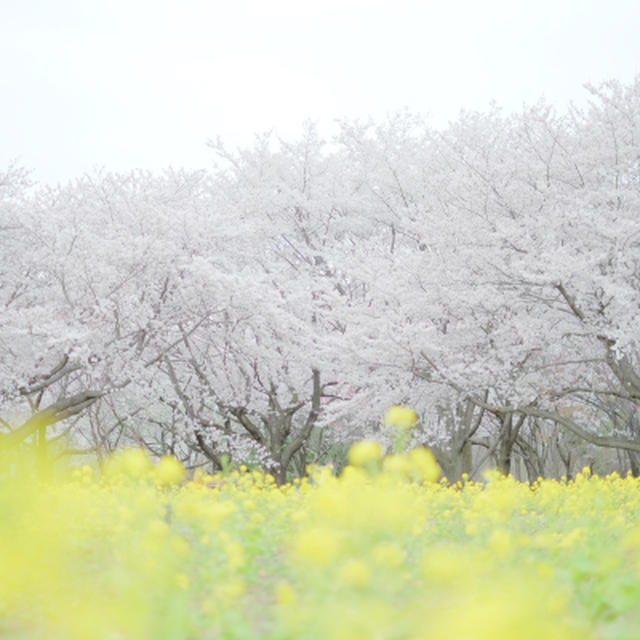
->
[104, 447, 153, 480]
[154, 455, 185, 487]
[347, 440, 382, 467]
[384, 405, 418, 429]
[275, 581, 296, 606]
[338, 559, 371, 588]
[175, 574, 189, 590]
[372, 542, 405, 568]
[383, 454, 412, 476]
[292, 527, 341, 565]
[488, 529, 513, 555]
[216, 578, 246, 602]
[407, 447, 440, 483]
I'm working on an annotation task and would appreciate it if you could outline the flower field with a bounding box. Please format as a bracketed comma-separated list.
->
[2, 446, 640, 639]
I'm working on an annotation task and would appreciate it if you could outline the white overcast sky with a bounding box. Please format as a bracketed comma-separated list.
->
[2, 0, 639, 185]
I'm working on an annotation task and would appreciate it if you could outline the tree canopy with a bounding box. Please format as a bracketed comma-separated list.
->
[2, 76, 639, 481]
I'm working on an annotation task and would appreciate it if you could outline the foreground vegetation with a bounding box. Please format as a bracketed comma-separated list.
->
[2, 445, 640, 639]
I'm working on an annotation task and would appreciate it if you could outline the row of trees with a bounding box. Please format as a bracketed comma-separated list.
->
[1, 76, 639, 482]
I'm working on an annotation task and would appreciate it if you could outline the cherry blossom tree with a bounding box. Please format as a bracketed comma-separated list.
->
[2, 76, 638, 482]
[329, 78, 640, 477]
[0, 168, 215, 458]
[1, 136, 348, 482]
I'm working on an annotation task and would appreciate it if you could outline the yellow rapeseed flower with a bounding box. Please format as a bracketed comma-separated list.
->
[215, 578, 246, 602]
[338, 559, 371, 588]
[347, 440, 382, 467]
[372, 542, 405, 568]
[175, 574, 189, 590]
[104, 447, 153, 481]
[384, 405, 418, 429]
[382, 454, 412, 476]
[292, 527, 341, 565]
[488, 529, 513, 555]
[154, 455, 185, 487]
[407, 447, 441, 483]
[275, 581, 296, 606]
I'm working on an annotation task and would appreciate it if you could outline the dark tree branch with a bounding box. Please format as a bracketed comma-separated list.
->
[467, 394, 640, 454]
[229, 408, 266, 446]
[0, 391, 103, 450]
[555, 282, 585, 321]
[20, 355, 82, 395]
[517, 408, 640, 454]
[194, 432, 224, 471]
[280, 369, 321, 474]
[457, 392, 488, 454]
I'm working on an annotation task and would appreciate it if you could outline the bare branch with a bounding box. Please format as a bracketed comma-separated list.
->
[0, 391, 103, 450]
[20, 355, 82, 395]
[518, 407, 640, 454]
[194, 432, 224, 471]
[280, 369, 321, 473]
[229, 408, 266, 446]
[554, 282, 585, 321]
[144, 312, 217, 369]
